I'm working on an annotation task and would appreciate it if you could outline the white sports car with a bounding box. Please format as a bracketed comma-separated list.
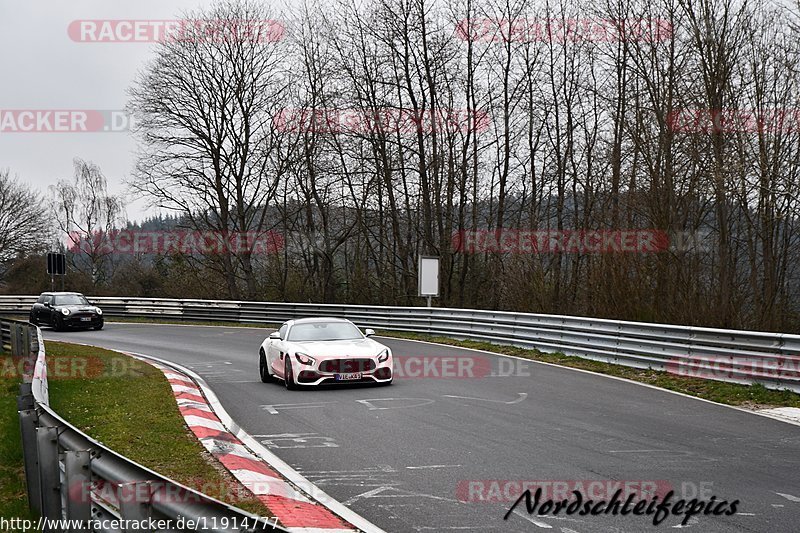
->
[258, 317, 393, 388]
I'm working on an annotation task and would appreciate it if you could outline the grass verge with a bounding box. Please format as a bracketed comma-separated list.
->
[0, 373, 37, 524]
[377, 330, 800, 409]
[43, 341, 272, 516]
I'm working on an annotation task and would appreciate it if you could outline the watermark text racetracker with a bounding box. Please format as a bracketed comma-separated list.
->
[452, 229, 711, 254]
[68, 19, 285, 43]
[668, 355, 800, 381]
[393, 355, 530, 379]
[0, 110, 134, 133]
[668, 108, 800, 134]
[67, 230, 284, 255]
[458, 479, 674, 503]
[0, 516, 278, 532]
[455, 17, 672, 43]
[2, 354, 140, 380]
[69, 476, 259, 506]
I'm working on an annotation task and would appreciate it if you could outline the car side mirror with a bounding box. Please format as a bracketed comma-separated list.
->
[44, 302, 51, 308]
[364, 328, 376, 337]
[269, 332, 281, 340]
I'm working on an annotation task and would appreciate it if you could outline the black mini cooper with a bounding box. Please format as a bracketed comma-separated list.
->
[29, 292, 104, 331]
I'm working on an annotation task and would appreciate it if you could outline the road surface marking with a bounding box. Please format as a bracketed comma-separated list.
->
[406, 465, 461, 470]
[442, 392, 527, 404]
[256, 433, 339, 449]
[608, 449, 668, 453]
[512, 508, 553, 528]
[355, 398, 435, 410]
[344, 486, 461, 505]
[260, 402, 332, 414]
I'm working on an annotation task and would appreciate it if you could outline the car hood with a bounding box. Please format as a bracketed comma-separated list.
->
[288, 338, 385, 359]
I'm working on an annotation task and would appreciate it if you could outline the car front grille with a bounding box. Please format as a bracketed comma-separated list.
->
[319, 358, 376, 373]
[66, 312, 98, 322]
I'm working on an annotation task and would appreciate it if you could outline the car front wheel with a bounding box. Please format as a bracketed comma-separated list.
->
[259, 350, 271, 383]
[284, 358, 297, 390]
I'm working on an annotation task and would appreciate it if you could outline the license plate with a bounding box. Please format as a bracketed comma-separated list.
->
[335, 372, 362, 381]
[80, 317, 91, 322]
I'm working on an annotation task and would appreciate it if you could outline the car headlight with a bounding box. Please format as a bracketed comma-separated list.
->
[377, 349, 389, 363]
[61, 308, 70, 316]
[95, 308, 103, 315]
[294, 352, 316, 366]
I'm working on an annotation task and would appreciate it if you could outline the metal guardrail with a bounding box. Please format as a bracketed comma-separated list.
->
[1, 296, 798, 392]
[3, 316, 288, 532]
[0, 319, 9, 355]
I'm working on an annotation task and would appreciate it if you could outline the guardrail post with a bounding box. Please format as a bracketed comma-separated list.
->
[20, 327, 35, 384]
[10, 324, 22, 356]
[29, 327, 39, 356]
[19, 408, 42, 515]
[10, 324, 17, 355]
[24, 326, 30, 359]
[119, 481, 152, 532]
[17, 383, 33, 410]
[37, 426, 63, 526]
[63, 451, 92, 530]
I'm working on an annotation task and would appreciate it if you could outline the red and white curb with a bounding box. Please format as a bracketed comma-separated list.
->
[127, 352, 385, 533]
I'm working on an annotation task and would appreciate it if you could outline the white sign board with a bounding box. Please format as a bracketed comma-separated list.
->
[418, 256, 440, 297]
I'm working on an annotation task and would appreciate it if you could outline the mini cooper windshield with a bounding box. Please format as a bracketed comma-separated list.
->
[54, 294, 89, 306]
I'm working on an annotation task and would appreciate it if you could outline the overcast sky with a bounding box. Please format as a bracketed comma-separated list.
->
[0, 0, 280, 222]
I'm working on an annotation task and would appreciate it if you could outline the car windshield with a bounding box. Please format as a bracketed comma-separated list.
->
[54, 295, 89, 306]
[287, 322, 363, 342]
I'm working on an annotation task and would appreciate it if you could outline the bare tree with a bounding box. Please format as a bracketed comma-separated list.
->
[0, 169, 49, 262]
[50, 158, 125, 285]
[129, 0, 296, 300]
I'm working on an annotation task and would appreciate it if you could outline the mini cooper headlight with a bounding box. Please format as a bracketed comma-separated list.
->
[61, 308, 71, 316]
[96, 308, 103, 315]
[377, 349, 389, 363]
[295, 352, 316, 365]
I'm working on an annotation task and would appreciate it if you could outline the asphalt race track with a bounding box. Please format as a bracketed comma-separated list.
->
[44, 323, 800, 533]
